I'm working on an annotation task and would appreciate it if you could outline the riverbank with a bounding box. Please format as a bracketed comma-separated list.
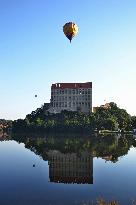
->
[98, 130, 133, 134]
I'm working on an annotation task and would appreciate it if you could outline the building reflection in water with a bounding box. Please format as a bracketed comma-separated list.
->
[11, 133, 135, 184]
[48, 150, 93, 184]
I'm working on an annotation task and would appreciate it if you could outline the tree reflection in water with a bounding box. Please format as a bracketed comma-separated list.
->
[10, 133, 136, 185]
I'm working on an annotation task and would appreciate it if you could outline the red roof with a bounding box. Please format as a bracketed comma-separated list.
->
[51, 82, 92, 89]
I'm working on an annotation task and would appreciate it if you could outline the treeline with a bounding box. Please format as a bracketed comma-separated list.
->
[0, 119, 12, 131]
[12, 102, 136, 133]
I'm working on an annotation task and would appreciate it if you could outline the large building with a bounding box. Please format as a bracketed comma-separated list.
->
[49, 82, 92, 114]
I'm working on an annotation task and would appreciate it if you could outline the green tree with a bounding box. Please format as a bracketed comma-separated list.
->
[131, 116, 136, 129]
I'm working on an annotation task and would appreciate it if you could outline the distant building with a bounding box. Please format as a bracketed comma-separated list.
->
[48, 150, 93, 184]
[93, 103, 111, 113]
[48, 82, 92, 114]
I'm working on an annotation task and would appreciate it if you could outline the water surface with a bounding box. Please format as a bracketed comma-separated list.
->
[0, 133, 136, 205]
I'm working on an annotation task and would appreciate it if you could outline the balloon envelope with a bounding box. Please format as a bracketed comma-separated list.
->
[63, 22, 78, 42]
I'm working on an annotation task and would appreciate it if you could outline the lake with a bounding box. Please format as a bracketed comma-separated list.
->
[0, 133, 136, 205]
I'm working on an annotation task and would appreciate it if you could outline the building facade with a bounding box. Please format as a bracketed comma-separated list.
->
[49, 82, 92, 114]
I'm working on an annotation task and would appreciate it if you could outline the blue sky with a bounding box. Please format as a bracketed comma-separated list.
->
[0, 0, 136, 120]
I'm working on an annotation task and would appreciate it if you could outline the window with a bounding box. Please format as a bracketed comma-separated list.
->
[68, 90, 71, 94]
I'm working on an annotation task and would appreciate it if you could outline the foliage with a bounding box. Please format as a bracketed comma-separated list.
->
[131, 116, 136, 129]
[12, 102, 135, 132]
[96, 198, 119, 205]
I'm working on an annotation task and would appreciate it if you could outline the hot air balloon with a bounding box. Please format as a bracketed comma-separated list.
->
[63, 22, 78, 43]
[35, 95, 37, 97]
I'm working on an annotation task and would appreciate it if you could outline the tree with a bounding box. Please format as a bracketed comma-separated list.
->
[131, 116, 136, 129]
